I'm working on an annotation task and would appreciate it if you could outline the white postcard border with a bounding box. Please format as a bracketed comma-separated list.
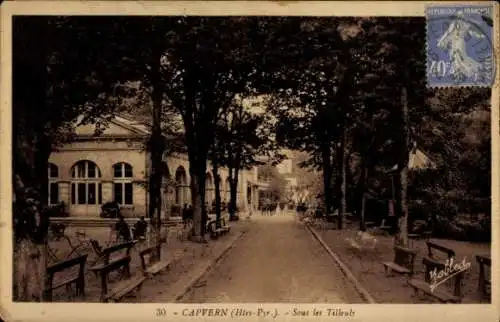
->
[0, 1, 499, 322]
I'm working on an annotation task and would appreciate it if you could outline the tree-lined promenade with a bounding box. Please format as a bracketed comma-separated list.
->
[13, 16, 490, 302]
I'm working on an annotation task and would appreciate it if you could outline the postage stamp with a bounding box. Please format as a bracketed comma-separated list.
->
[426, 5, 495, 87]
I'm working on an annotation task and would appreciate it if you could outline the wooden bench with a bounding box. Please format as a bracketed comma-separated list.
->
[426, 241, 455, 262]
[345, 231, 378, 251]
[407, 257, 463, 303]
[139, 244, 174, 277]
[43, 254, 88, 301]
[476, 255, 491, 301]
[208, 221, 220, 239]
[382, 245, 418, 277]
[219, 218, 231, 234]
[95, 256, 146, 303]
[208, 218, 231, 238]
[89, 241, 136, 278]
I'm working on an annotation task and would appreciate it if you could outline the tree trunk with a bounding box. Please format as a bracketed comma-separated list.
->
[229, 166, 240, 220]
[212, 161, 222, 228]
[337, 128, 348, 230]
[12, 17, 51, 301]
[148, 78, 164, 258]
[13, 239, 47, 301]
[189, 168, 207, 242]
[321, 144, 333, 215]
[358, 163, 368, 232]
[396, 87, 410, 246]
[13, 170, 51, 301]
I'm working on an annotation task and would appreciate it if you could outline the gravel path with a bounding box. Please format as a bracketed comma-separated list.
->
[182, 212, 364, 303]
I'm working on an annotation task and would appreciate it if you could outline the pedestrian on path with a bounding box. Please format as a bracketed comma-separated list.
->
[115, 215, 132, 242]
[132, 216, 148, 240]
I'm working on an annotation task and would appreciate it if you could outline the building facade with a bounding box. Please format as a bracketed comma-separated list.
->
[48, 115, 260, 218]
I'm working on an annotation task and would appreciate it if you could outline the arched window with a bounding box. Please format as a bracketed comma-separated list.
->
[225, 177, 231, 201]
[205, 172, 214, 205]
[48, 163, 59, 205]
[70, 160, 102, 205]
[175, 166, 188, 206]
[113, 162, 133, 205]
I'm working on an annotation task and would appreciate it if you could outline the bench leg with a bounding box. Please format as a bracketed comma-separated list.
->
[43, 289, 53, 302]
[77, 277, 85, 299]
[477, 275, 484, 294]
[65, 284, 73, 298]
[410, 287, 419, 298]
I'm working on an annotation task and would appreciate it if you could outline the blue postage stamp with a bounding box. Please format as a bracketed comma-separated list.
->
[426, 5, 495, 87]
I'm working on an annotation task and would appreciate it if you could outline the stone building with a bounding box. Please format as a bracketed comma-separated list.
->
[47, 115, 260, 218]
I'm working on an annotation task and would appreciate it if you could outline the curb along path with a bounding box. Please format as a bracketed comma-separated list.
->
[174, 230, 247, 302]
[305, 224, 377, 304]
[137, 226, 248, 303]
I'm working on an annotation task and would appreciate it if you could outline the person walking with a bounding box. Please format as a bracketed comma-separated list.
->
[132, 216, 148, 240]
[182, 203, 190, 228]
[115, 215, 132, 242]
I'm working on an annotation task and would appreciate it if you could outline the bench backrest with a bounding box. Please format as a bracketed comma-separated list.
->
[100, 255, 131, 275]
[423, 256, 462, 297]
[394, 245, 417, 271]
[46, 254, 88, 277]
[426, 241, 455, 261]
[99, 256, 132, 297]
[476, 255, 491, 267]
[102, 241, 136, 262]
[422, 256, 445, 283]
[476, 255, 491, 281]
[139, 244, 161, 271]
[90, 239, 103, 256]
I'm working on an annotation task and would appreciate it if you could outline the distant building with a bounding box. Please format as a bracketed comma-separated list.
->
[276, 158, 293, 175]
[256, 149, 302, 205]
[389, 144, 438, 172]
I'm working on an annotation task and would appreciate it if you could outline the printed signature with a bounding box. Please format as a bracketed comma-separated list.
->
[429, 257, 471, 293]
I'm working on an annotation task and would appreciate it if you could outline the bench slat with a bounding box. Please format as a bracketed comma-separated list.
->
[90, 255, 130, 272]
[383, 262, 411, 274]
[97, 256, 131, 276]
[47, 254, 88, 274]
[104, 275, 147, 302]
[139, 246, 157, 257]
[103, 241, 136, 255]
[51, 275, 80, 290]
[407, 279, 461, 303]
[139, 242, 171, 275]
[145, 259, 174, 275]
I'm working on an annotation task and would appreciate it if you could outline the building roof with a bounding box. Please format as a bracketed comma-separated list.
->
[112, 115, 151, 135]
[409, 148, 437, 170]
[388, 146, 437, 172]
[73, 114, 185, 144]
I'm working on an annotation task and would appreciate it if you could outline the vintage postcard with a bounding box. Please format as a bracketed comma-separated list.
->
[0, 1, 498, 322]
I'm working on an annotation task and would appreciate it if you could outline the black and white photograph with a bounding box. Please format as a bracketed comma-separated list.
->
[1, 1, 498, 321]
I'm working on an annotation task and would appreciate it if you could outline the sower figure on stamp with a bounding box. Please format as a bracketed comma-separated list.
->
[437, 11, 484, 81]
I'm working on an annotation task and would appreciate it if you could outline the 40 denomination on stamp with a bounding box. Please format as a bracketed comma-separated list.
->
[426, 4, 495, 87]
